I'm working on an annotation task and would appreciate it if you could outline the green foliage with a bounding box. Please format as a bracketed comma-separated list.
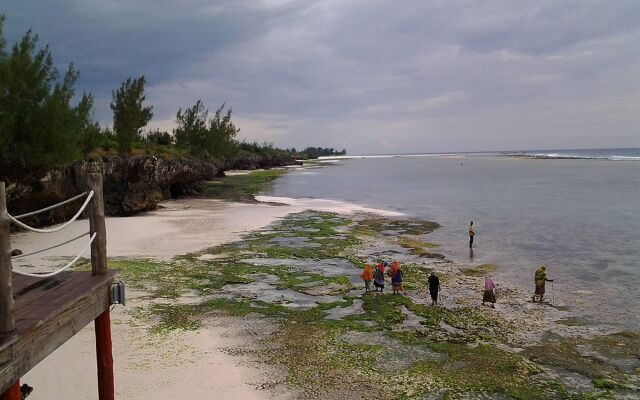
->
[145, 129, 173, 146]
[174, 99, 208, 152]
[0, 18, 95, 170]
[174, 100, 239, 158]
[110, 75, 153, 154]
[297, 146, 346, 159]
[0, 16, 341, 172]
[203, 169, 287, 201]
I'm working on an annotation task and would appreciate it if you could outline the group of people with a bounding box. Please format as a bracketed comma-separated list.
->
[360, 260, 443, 305]
[358, 222, 554, 308]
[470, 221, 556, 303]
[360, 261, 405, 295]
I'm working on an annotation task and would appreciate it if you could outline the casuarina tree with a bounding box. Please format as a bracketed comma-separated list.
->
[110, 76, 153, 153]
[0, 15, 96, 171]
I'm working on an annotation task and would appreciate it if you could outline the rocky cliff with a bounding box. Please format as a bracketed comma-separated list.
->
[4, 155, 221, 226]
[223, 152, 302, 170]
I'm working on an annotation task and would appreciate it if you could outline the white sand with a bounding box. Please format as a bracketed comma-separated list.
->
[12, 196, 400, 399]
[11, 199, 296, 266]
[22, 296, 285, 400]
[14, 199, 299, 400]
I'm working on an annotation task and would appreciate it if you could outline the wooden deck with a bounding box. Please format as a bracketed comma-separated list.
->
[0, 270, 116, 393]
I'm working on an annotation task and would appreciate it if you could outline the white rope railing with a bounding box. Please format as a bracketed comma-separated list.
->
[12, 232, 97, 278]
[11, 232, 89, 259]
[8, 190, 94, 233]
[13, 191, 88, 219]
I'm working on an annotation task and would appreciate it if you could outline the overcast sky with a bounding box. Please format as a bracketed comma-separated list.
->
[4, 0, 640, 154]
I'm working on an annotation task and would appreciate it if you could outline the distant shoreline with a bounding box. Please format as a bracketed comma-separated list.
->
[318, 148, 640, 161]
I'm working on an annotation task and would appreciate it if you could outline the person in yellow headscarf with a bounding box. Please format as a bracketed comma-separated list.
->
[532, 265, 553, 302]
[361, 264, 374, 293]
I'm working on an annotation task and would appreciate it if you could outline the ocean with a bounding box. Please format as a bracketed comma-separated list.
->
[265, 149, 640, 329]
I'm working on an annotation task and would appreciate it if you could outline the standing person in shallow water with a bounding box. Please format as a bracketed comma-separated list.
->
[482, 276, 497, 308]
[468, 221, 475, 248]
[532, 265, 553, 302]
[428, 271, 440, 306]
[361, 264, 374, 293]
[373, 263, 385, 292]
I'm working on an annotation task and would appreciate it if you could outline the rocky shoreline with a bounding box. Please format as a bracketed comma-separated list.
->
[11, 166, 639, 399]
[108, 207, 639, 399]
[3, 153, 300, 227]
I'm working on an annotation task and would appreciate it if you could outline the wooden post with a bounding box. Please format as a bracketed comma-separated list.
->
[86, 173, 114, 400]
[0, 182, 17, 400]
[0, 182, 15, 334]
[87, 173, 107, 275]
[0, 381, 19, 400]
[95, 311, 114, 400]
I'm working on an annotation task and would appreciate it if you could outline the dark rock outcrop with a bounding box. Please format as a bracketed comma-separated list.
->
[4, 155, 220, 226]
[223, 152, 302, 170]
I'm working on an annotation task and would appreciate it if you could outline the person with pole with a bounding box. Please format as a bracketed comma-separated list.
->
[532, 265, 553, 303]
[468, 221, 475, 248]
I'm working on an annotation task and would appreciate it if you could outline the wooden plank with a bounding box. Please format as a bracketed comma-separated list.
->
[0, 271, 116, 393]
[0, 182, 15, 333]
[13, 272, 75, 314]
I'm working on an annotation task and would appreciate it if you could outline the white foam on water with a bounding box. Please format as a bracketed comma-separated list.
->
[255, 195, 405, 216]
[317, 153, 459, 160]
[531, 153, 592, 159]
[611, 156, 640, 161]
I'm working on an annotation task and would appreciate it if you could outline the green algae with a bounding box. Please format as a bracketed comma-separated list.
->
[203, 169, 287, 201]
[556, 317, 586, 326]
[463, 263, 497, 277]
[354, 217, 440, 236]
[525, 332, 640, 392]
[111, 210, 636, 398]
[397, 236, 444, 259]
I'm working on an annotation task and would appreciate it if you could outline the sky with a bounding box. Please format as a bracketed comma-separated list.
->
[3, 0, 640, 154]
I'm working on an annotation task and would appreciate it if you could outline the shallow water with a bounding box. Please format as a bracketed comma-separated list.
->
[266, 156, 640, 329]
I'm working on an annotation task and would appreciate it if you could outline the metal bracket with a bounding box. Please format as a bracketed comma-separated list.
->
[109, 281, 126, 306]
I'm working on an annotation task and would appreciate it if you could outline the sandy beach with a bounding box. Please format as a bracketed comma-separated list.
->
[12, 196, 406, 400]
[10, 178, 640, 399]
[14, 199, 297, 400]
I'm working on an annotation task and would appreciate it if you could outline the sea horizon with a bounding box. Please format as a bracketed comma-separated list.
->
[324, 146, 640, 160]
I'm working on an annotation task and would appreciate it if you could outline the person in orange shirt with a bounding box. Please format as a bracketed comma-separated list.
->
[361, 264, 374, 293]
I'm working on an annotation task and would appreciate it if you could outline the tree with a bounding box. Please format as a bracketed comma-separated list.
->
[174, 99, 208, 155]
[110, 76, 153, 153]
[0, 16, 93, 170]
[207, 103, 239, 157]
[146, 129, 173, 146]
[173, 101, 239, 158]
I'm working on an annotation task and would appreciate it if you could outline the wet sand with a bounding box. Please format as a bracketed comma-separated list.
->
[12, 197, 400, 399]
[14, 199, 297, 400]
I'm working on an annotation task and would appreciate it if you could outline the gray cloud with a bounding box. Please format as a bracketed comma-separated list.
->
[4, 0, 640, 153]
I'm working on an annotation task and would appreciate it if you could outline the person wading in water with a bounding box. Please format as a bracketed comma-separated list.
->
[468, 221, 475, 248]
[532, 265, 553, 302]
